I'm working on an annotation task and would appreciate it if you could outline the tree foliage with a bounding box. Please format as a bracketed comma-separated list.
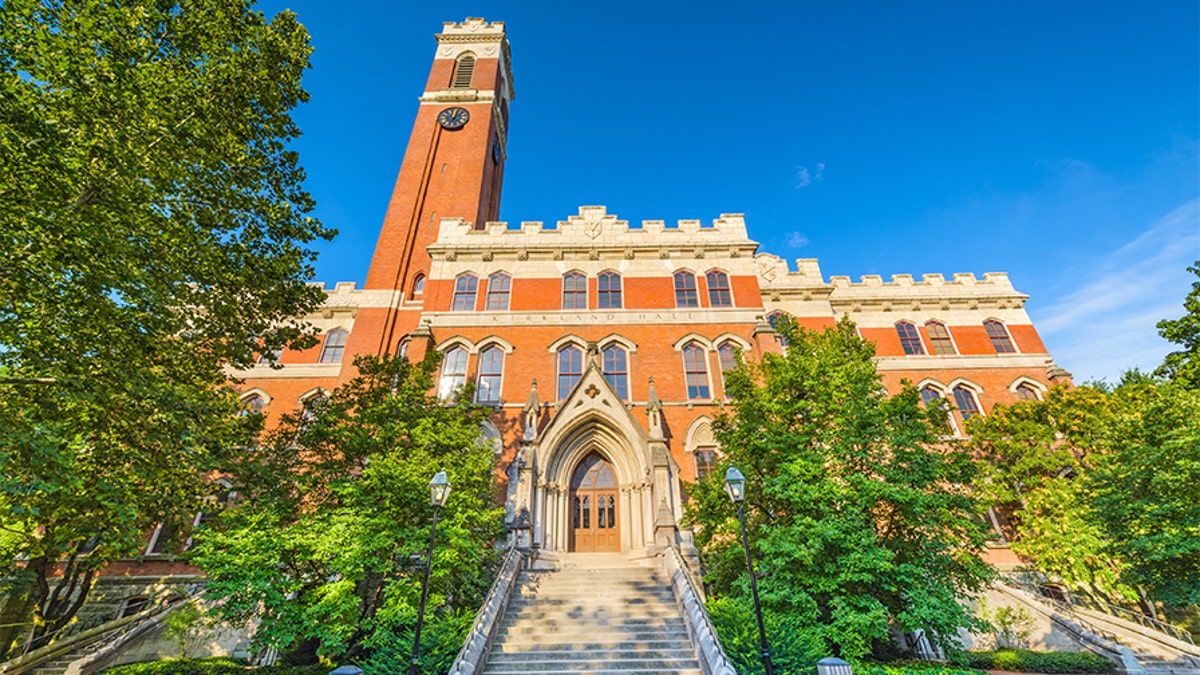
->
[189, 353, 506, 664]
[0, 0, 332, 653]
[687, 318, 994, 660]
[1155, 261, 1200, 390]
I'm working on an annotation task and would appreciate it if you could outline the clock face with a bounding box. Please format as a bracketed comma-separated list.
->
[492, 138, 502, 164]
[437, 107, 470, 129]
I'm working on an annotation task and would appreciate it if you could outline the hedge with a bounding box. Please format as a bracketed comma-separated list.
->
[949, 649, 1116, 674]
[100, 657, 329, 675]
[858, 660, 986, 675]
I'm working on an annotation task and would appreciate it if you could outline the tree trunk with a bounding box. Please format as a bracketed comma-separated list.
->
[1136, 586, 1159, 621]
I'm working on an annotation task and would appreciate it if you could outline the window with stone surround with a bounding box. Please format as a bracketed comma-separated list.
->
[486, 272, 511, 311]
[925, 321, 956, 355]
[562, 272, 587, 310]
[602, 344, 629, 400]
[452, 54, 475, 89]
[476, 346, 504, 404]
[717, 342, 738, 391]
[1016, 383, 1041, 401]
[683, 343, 711, 400]
[706, 270, 732, 307]
[984, 319, 1017, 354]
[896, 321, 925, 355]
[674, 271, 698, 307]
[921, 385, 955, 433]
[557, 345, 584, 399]
[953, 386, 982, 421]
[598, 271, 622, 309]
[451, 274, 478, 311]
[439, 347, 469, 399]
[319, 328, 348, 363]
[238, 393, 266, 416]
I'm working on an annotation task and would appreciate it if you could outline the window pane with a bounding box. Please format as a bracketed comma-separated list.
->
[695, 450, 716, 480]
[476, 347, 503, 403]
[439, 347, 468, 398]
[706, 271, 732, 307]
[896, 322, 925, 355]
[486, 273, 511, 311]
[926, 322, 955, 355]
[954, 386, 981, 420]
[582, 496, 590, 528]
[562, 273, 587, 309]
[320, 329, 348, 363]
[452, 275, 478, 311]
[1016, 384, 1040, 401]
[598, 272, 622, 309]
[984, 320, 1016, 353]
[674, 271, 698, 307]
[602, 345, 629, 400]
[683, 345, 710, 399]
[558, 346, 583, 399]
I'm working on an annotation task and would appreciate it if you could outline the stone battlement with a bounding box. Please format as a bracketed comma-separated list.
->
[440, 17, 506, 37]
[432, 206, 754, 247]
[829, 271, 1015, 290]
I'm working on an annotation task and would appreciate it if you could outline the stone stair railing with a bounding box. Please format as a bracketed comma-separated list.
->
[661, 545, 737, 675]
[1008, 580, 1196, 647]
[447, 545, 528, 675]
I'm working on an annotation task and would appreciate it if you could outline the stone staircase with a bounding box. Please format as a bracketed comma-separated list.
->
[483, 552, 703, 674]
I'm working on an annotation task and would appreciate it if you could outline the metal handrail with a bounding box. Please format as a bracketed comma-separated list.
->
[1008, 580, 1195, 646]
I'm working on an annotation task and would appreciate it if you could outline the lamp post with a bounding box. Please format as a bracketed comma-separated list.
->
[725, 466, 775, 675]
[409, 471, 451, 675]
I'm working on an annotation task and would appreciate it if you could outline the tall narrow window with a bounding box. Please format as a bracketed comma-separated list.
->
[452, 54, 475, 89]
[984, 319, 1016, 353]
[683, 343, 711, 400]
[706, 270, 732, 307]
[598, 271, 622, 309]
[717, 342, 738, 389]
[562, 272, 587, 309]
[319, 329, 348, 363]
[239, 394, 266, 416]
[439, 347, 469, 399]
[695, 449, 717, 480]
[953, 386, 982, 421]
[451, 274, 478, 311]
[674, 271, 699, 307]
[411, 274, 426, 298]
[486, 273, 511, 311]
[896, 321, 925, 355]
[921, 386, 954, 432]
[557, 346, 583, 399]
[1016, 383, 1041, 401]
[602, 345, 629, 400]
[768, 312, 790, 347]
[476, 346, 504, 403]
[925, 321, 956, 355]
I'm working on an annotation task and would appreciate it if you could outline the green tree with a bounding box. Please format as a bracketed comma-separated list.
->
[687, 318, 993, 660]
[1155, 261, 1200, 389]
[188, 352, 506, 665]
[0, 0, 332, 654]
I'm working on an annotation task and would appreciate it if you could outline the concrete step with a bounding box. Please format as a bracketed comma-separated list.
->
[493, 640, 694, 653]
[488, 649, 697, 662]
[484, 670, 702, 675]
[497, 626, 689, 640]
[484, 659, 702, 673]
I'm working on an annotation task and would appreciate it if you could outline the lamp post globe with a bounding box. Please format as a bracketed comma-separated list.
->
[429, 470, 450, 507]
[724, 466, 746, 503]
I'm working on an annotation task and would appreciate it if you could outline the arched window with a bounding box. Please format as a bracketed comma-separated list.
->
[768, 311, 790, 347]
[674, 271, 699, 307]
[239, 394, 266, 416]
[486, 273, 511, 311]
[925, 321, 956, 355]
[451, 274, 478, 311]
[452, 54, 475, 89]
[476, 346, 504, 404]
[562, 272, 587, 310]
[896, 321, 925, 355]
[411, 274, 426, 297]
[439, 347, 469, 399]
[953, 386, 982, 421]
[602, 345, 629, 400]
[683, 343, 711, 400]
[717, 342, 738, 390]
[598, 271, 622, 309]
[695, 449, 717, 480]
[319, 329, 348, 363]
[1016, 383, 1041, 401]
[921, 386, 954, 432]
[984, 319, 1016, 353]
[300, 391, 328, 425]
[557, 345, 584, 399]
[706, 270, 732, 307]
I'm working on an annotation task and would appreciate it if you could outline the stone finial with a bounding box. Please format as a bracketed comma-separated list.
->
[522, 380, 539, 442]
[752, 314, 775, 337]
[1046, 360, 1073, 384]
[646, 377, 664, 440]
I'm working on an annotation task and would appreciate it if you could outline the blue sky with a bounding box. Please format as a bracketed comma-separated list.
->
[259, 1, 1198, 384]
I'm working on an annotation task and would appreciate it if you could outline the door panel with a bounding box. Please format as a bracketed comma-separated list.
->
[568, 452, 619, 552]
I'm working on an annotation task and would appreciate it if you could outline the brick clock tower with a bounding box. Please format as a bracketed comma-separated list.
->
[351, 18, 513, 358]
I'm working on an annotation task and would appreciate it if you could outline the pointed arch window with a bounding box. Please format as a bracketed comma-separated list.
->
[706, 270, 732, 307]
[695, 449, 717, 480]
[674, 271, 699, 307]
[486, 273, 511, 311]
[925, 321, 956, 355]
[602, 345, 629, 400]
[411, 274, 426, 298]
[683, 343, 711, 400]
[452, 54, 475, 89]
[476, 346, 504, 404]
[319, 329, 348, 363]
[921, 386, 954, 432]
[717, 342, 739, 391]
[439, 347, 469, 399]
[562, 272, 587, 310]
[768, 311, 790, 347]
[451, 274, 478, 311]
[239, 394, 266, 416]
[953, 386, 982, 421]
[1016, 383, 1041, 401]
[557, 345, 584, 399]
[984, 319, 1016, 353]
[896, 321, 925, 355]
[598, 271, 622, 309]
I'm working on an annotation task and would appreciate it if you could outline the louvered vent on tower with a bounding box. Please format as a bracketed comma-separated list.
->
[452, 55, 475, 88]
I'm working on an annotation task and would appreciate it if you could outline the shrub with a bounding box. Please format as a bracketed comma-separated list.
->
[859, 661, 986, 675]
[706, 596, 826, 675]
[949, 649, 1116, 673]
[100, 657, 327, 674]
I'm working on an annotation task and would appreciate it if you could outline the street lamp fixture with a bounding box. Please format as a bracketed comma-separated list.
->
[409, 471, 450, 675]
[725, 465, 774, 675]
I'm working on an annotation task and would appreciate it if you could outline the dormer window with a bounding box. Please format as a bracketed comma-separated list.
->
[452, 54, 475, 89]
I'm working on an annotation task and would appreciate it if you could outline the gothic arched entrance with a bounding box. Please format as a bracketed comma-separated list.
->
[568, 451, 619, 552]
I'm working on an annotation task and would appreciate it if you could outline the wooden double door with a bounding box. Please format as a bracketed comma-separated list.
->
[569, 452, 619, 552]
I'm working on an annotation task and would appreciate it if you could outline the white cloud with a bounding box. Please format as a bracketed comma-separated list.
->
[795, 162, 825, 189]
[786, 231, 810, 248]
[1031, 197, 1200, 383]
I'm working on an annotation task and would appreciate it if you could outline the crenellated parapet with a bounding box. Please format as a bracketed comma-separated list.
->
[428, 206, 760, 265]
[826, 271, 1033, 326]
